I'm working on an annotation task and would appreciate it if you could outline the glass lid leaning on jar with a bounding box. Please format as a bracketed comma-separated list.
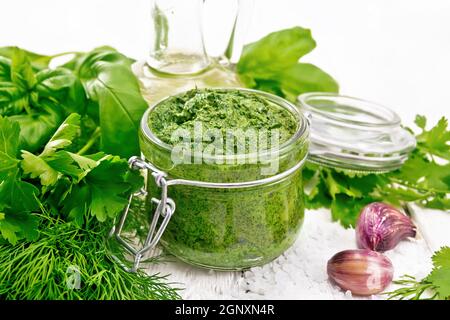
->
[297, 93, 416, 173]
[107, 88, 310, 272]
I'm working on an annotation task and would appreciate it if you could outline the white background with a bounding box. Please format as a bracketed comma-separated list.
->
[1, 0, 450, 127]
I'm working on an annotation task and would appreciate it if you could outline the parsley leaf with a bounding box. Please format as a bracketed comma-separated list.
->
[426, 247, 450, 299]
[0, 115, 40, 244]
[18, 113, 142, 225]
[61, 154, 141, 224]
[0, 115, 40, 213]
[21, 113, 82, 187]
[0, 211, 39, 244]
[415, 115, 450, 161]
[387, 247, 450, 300]
[431, 247, 450, 268]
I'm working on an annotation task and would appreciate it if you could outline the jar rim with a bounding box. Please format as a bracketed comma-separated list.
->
[140, 87, 309, 162]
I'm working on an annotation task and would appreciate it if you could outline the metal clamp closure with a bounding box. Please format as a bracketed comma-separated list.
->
[111, 156, 175, 272]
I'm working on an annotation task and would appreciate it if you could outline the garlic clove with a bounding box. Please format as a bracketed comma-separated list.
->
[327, 249, 394, 296]
[356, 202, 416, 252]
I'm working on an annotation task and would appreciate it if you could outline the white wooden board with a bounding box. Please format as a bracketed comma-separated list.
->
[145, 207, 446, 299]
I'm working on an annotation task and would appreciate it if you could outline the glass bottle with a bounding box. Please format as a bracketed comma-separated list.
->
[133, 0, 243, 105]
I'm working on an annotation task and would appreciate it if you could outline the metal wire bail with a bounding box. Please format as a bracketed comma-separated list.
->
[111, 156, 175, 272]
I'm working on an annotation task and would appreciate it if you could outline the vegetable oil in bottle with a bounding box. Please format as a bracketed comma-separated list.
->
[134, 0, 243, 106]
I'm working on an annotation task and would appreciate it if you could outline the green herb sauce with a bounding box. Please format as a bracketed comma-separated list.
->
[140, 88, 307, 270]
[148, 88, 297, 149]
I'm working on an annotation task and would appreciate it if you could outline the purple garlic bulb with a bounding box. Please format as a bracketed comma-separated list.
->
[356, 202, 416, 252]
[327, 249, 394, 296]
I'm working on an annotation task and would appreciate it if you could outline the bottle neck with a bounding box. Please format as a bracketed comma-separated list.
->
[147, 0, 210, 75]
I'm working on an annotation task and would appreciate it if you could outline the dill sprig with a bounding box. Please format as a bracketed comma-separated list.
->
[0, 213, 181, 300]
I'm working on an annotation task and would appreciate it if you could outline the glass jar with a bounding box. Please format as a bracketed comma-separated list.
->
[107, 91, 416, 272]
[107, 88, 309, 271]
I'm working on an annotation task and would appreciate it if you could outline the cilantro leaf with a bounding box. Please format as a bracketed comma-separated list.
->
[426, 247, 450, 299]
[391, 152, 450, 192]
[304, 166, 332, 209]
[0, 217, 21, 244]
[414, 114, 427, 129]
[388, 247, 450, 300]
[0, 115, 40, 213]
[21, 151, 60, 187]
[415, 115, 450, 161]
[426, 267, 450, 299]
[305, 165, 383, 227]
[431, 246, 450, 268]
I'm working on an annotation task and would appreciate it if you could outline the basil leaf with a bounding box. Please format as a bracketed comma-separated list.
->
[10, 48, 36, 90]
[0, 46, 53, 70]
[0, 113, 20, 157]
[236, 27, 339, 102]
[35, 68, 87, 114]
[9, 101, 64, 153]
[76, 48, 147, 158]
[237, 27, 316, 79]
[0, 49, 38, 115]
[279, 63, 339, 100]
[0, 56, 11, 81]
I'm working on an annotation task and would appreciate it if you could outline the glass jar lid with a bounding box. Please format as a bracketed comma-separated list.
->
[297, 93, 416, 173]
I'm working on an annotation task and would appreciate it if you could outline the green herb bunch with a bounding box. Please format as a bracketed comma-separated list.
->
[0, 47, 180, 299]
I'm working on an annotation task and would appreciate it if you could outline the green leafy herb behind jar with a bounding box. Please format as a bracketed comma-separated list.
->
[140, 88, 309, 270]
